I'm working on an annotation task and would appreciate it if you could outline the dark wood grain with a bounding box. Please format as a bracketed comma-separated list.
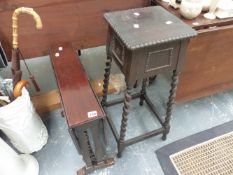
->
[162, 70, 179, 140]
[104, 6, 194, 157]
[176, 26, 233, 102]
[0, 0, 148, 59]
[50, 42, 104, 128]
[152, 0, 233, 102]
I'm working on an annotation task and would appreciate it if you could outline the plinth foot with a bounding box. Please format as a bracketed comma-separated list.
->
[77, 158, 115, 175]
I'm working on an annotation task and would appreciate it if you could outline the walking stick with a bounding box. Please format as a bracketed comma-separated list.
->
[11, 7, 42, 91]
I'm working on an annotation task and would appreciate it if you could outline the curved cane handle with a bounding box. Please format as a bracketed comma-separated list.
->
[13, 80, 29, 98]
[12, 7, 43, 49]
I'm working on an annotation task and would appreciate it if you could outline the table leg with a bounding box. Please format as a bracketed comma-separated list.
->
[92, 120, 105, 163]
[84, 130, 97, 165]
[76, 128, 96, 167]
[76, 121, 115, 174]
[118, 87, 132, 157]
[101, 53, 112, 106]
[162, 70, 179, 140]
[139, 78, 147, 106]
[69, 128, 81, 154]
[101, 118, 108, 145]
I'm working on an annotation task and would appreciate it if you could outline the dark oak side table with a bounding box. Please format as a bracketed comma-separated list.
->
[101, 6, 197, 157]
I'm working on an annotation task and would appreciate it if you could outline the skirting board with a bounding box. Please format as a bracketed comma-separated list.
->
[31, 90, 61, 114]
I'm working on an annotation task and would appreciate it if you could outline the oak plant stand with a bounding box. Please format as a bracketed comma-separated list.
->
[101, 6, 196, 157]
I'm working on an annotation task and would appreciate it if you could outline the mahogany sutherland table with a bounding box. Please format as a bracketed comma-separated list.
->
[101, 6, 197, 157]
[50, 43, 114, 174]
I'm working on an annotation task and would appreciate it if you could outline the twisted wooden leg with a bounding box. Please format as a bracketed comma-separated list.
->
[101, 54, 112, 106]
[84, 130, 97, 165]
[92, 121, 105, 163]
[118, 87, 132, 157]
[162, 70, 179, 140]
[139, 78, 147, 106]
[76, 129, 94, 167]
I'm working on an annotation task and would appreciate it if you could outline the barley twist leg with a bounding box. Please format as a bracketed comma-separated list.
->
[162, 70, 179, 140]
[117, 87, 132, 157]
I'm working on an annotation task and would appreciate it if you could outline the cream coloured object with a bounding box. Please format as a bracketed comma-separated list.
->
[203, 0, 220, 19]
[0, 137, 39, 175]
[180, 0, 203, 19]
[0, 87, 48, 153]
[202, 0, 212, 11]
[215, 0, 233, 18]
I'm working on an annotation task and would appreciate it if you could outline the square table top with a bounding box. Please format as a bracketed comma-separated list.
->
[104, 6, 197, 50]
